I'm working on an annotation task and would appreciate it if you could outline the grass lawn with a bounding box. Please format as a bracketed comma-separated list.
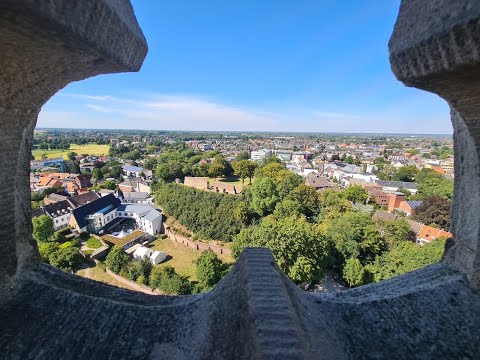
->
[150, 238, 233, 281]
[86, 237, 102, 249]
[32, 143, 109, 160]
[189, 176, 253, 191]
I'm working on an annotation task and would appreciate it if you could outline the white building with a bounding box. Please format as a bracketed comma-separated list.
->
[43, 200, 74, 230]
[116, 204, 162, 236]
[250, 149, 272, 162]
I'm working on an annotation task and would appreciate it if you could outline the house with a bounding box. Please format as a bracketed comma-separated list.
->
[372, 210, 398, 222]
[115, 204, 162, 236]
[121, 192, 153, 204]
[118, 177, 151, 193]
[417, 225, 453, 245]
[250, 149, 272, 161]
[305, 173, 337, 191]
[397, 200, 423, 216]
[44, 200, 74, 230]
[376, 180, 418, 194]
[122, 165, 144, 178]
[33, 172, 92, 195]
[69, 194, 121, 233]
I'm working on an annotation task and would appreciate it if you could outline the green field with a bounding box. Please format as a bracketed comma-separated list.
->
[32, 144, 109, 160]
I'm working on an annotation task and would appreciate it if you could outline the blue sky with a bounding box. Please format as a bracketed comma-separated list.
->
[38, 1, 452, 134]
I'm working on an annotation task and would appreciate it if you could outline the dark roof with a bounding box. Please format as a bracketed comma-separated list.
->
[67, 191, 100, 207]
[406, 200, 423, 209]
[44, 200, 73, 217]
[376, 180, 418, 190]
[31, 208, 46, 219]
[71, 194, 121, 229]
[372, 210, 398, 222]
[305, 174, 336, 189]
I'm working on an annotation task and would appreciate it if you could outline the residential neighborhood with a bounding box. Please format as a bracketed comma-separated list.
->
[30, 128, 454, 294]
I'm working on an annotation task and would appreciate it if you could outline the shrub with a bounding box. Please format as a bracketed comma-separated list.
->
[150, 266, 191, 295]
[105, 246, 130, 274]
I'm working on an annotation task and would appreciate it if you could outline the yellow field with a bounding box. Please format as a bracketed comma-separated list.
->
[32, 143, 109, 160]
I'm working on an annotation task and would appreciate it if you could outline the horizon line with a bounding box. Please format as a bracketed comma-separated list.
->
[34, 127, 452, 137]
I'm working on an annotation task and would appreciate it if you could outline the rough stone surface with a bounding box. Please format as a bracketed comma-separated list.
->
[0, 0, 147, 287]
[1, 0, 480, 359]
[390, 0, 480, 288]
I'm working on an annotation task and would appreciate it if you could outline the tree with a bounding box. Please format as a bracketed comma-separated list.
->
[416, 169, 453, 199]
[92, 168, 103, 181]
[261, 155, 281, 166]
[343, 185, 368, 204]
[67, 151, 77, 160]
[149, 266, 191, 295]
[327, 212, 384, 265]
[233, 215, 331, 283]
[105, 246, 130, 274]
[273, 199, 303, 218]
[233, 160, 257, 185]
[49, 247, 82, 272]
[375, 218, 415, 250]
[289, 184, 320, 217]
[412, 196, 451, 230]
[249, 177, 279, 216]
[368, 238, 446, 282]
[195, 249, 224, 290]
[234, 201, 252, 225]
[32, 215, 54, 242]
[343, 258, 365, 287]
[146, 145, 157, 154]
[70, 162, 80, 174]
[236, 151, 250, 161]
[393, 165, 418, 182]
[98, 180, 116, 190]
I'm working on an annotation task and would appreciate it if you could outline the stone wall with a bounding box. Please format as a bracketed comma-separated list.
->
[166, 228, 232, 256]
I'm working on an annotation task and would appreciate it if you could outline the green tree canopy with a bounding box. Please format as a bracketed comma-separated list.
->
[232, 215, 331, 283]
[249, 177, 279, 216]
[343, 258, 365, 287]
[343, 185, 368, 204]
[32, 215, 54, 242]
[412, 196, 451, 230]
[326, 212, 384, 265]
[150, 266, 191, 295]
[105, 246, 130, 274]
[195, 249, 225, 290]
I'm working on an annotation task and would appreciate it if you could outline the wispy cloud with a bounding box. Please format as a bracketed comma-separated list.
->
[38, 92, 452, 134]
[86, 104, 113, 113]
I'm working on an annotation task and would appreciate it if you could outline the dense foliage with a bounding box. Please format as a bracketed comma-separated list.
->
[195, 249, 227, 290]
[155, 183, 244, 241]
[32, 215, 55, 242]
[233, 215, 331, 282]
[367, 238, 446, 282]
[37, 236, 82, 272]
[412, 196, 451, 230]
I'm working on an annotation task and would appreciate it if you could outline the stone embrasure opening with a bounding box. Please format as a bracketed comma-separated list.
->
[1, 0, 480, 359]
